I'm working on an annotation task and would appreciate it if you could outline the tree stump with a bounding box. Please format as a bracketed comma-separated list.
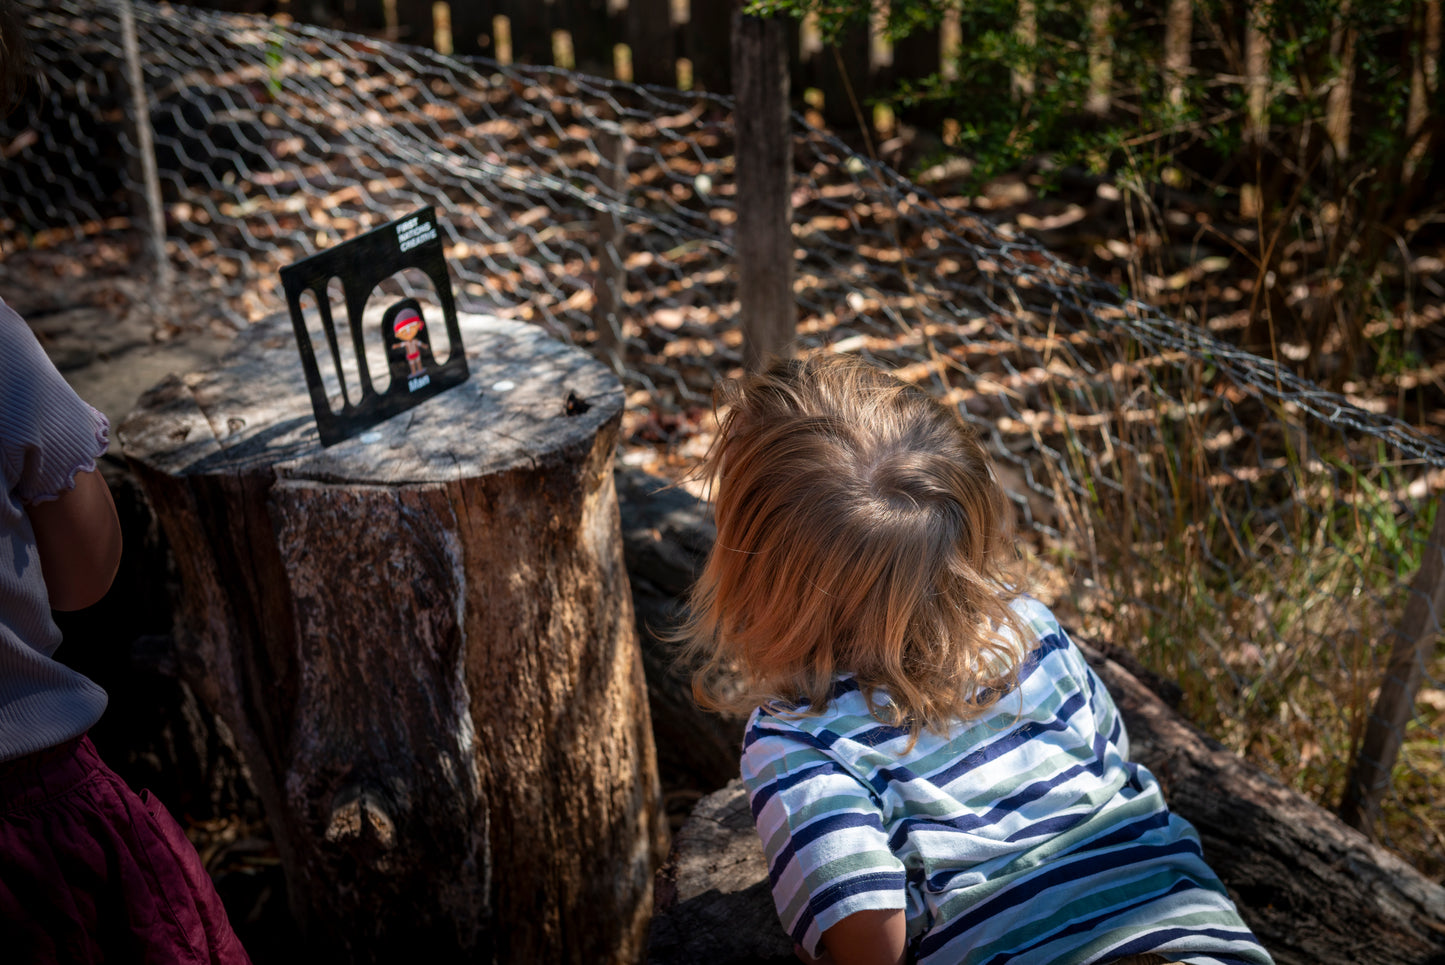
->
[119, 310, 667, 964]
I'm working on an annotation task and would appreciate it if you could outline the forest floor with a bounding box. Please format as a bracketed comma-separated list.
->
[6, 157, 1445, 958]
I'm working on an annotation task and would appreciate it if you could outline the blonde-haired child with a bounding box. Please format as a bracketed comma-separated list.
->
[682, 355, 1272, 965]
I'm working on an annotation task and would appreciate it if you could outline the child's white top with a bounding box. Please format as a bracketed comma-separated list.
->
[739, 595, 1274, 965]
[0, 296, 110, 762]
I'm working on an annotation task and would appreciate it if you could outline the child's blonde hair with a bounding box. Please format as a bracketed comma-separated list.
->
[681, 353, 1028, 737]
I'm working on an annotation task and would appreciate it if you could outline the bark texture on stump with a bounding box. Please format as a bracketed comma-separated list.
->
[119, 311, 666, 964]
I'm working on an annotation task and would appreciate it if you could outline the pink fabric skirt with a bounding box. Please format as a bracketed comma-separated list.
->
[0, 735, 251, 964]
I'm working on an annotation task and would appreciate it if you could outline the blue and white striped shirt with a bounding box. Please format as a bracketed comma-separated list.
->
[739, 596, 1273, 965]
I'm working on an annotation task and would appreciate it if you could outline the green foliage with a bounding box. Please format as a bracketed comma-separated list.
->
[748, 0, 1444, 384]
[264, 28, 285, 99]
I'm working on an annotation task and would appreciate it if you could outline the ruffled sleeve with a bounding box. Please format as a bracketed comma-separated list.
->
[0, 297, 110, 506]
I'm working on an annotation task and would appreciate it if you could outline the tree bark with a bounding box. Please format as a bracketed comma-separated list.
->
[1325, 0, 1357, 164]
[1406, 0, 1441, 180]
[1086, 0, 1114, 117]
[1012, 0, 1037, 101]
[1163, 0, 1192, 109]
[648, 778, 794, 965]
[1242, 3, 1270, 218]
[617, 470, 744, 793]
[120, 311, 666, 964]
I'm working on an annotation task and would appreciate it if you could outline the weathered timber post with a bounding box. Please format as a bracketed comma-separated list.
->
[627, 0, 674, 86]
[591, 110, 629, 367]
[732, 5, 796, 370]
[117, 0, 171, 296]
[119, 311, 666, 964]
[1340, 501, 1445, 836]
[687, 0, 735, 92]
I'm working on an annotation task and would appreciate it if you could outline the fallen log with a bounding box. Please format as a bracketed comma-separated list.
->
[617, 469, 744, 795]
[626, 477, 1445, 965]
[1085, 640, 1445, 965]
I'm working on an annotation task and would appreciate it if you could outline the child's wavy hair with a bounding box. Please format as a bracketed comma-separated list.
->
[680, 353, 1029, 738]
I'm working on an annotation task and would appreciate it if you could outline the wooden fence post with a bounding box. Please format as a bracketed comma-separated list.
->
[556, 0, 616, 76]
[591, 111, 629, 366]
[627, 0, 673, 85]
[117, 0, 171, 297]
[1340, 501, 1445, 836]
[499, 0, 553, 66]
[731, 6, 795, 370]
[688, 0, 735, 92]
[393, 0, 434, 47]
[445, 0, 492, 57]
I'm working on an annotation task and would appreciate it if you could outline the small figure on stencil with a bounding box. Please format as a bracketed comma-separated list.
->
[383, 300, 434, 393]
[392, 307, 427, 376]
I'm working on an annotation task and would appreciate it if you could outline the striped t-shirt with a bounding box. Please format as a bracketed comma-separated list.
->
[739, 596, 1273, 965]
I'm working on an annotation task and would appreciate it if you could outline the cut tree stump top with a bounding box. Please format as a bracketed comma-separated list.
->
[122, 309, 622, 484]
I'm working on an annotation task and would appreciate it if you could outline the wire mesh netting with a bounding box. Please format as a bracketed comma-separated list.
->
[4, 0, 1443, 878]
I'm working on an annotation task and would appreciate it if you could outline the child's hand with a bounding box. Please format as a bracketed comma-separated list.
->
[813, 908, 907, 965]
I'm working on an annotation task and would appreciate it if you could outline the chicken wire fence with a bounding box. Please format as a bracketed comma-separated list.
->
[4, 0, 1443, 877]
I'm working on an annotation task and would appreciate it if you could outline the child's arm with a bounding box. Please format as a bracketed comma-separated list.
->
[804, 908, 907, 965]
[27, 466, 122, 611]
[742, 712, 910, 964]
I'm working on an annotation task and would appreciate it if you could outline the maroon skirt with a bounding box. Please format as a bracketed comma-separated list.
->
[0, 735, 251, 964]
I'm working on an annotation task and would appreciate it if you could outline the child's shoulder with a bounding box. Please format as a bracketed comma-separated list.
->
[1008, 592, 1062, 633]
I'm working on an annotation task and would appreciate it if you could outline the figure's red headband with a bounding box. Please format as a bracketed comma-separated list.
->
[394, 310, 421, 334]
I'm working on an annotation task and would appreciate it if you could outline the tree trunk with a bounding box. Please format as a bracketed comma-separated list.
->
[1086, 0, 1114, 117]
[1325, 0, 1357, 164]
[1241, 3, 1270, 218]
[1163, 0, 1192, 109]
[119, 311, 666, 964]
[648, 778, 794, 965]
[1012, 0, 1037, 101]
[1406, 0, 1441, 180]
[617, 470, 744, 793]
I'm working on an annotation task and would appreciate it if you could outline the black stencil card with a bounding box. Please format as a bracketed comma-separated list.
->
[280, 207, 469, 447]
